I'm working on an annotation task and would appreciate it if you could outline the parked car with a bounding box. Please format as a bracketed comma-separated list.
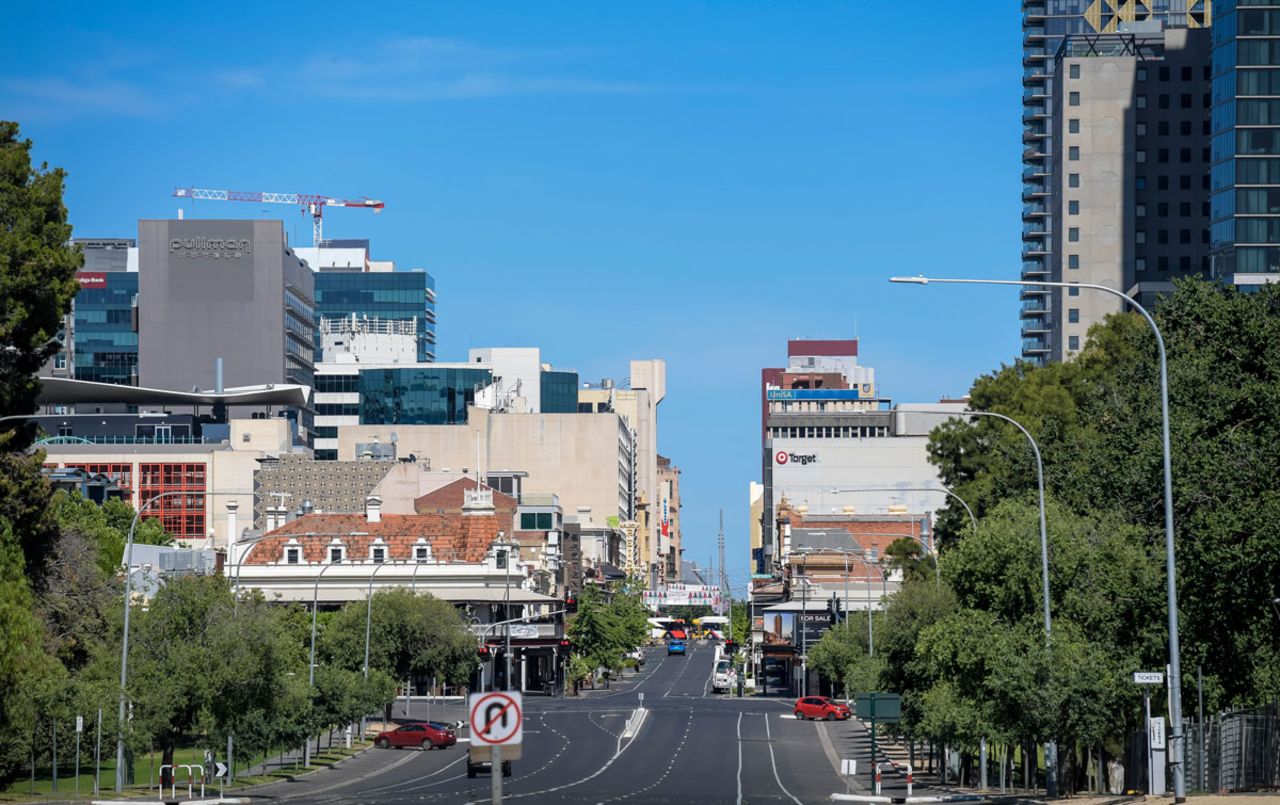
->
[467, 757, 513, 778]
[667, 640, 687, 656]
[374, 721, 457, 750]
[793, 696, 852, 721]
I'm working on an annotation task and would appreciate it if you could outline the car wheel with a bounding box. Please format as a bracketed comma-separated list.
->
[422, 739, 434, 750]
[826, 712, 837, 721]
[794, 710, 805, 720]
[467, 767, 477, 779]
[375, 737, 390, 749]
[503, 761, 512, 777]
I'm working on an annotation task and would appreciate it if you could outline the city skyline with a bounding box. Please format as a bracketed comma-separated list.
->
[3, 2, 1024, 584]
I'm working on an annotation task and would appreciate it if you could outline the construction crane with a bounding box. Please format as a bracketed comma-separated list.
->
[172, 187, 384, 245]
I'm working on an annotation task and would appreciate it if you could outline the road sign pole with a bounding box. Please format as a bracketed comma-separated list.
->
[491, 745, 503, 803]
[94, 708, 101, 796]
[75, 719, 82, 798]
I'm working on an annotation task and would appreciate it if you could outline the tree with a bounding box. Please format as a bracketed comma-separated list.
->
[567, 585, 632, 680]
[926, 279, 1280, 709]
[0, 121, 83, 581]
[808, 619, 884, 699]
[320, 588, 476, 689]
[0, 516, 64, 787]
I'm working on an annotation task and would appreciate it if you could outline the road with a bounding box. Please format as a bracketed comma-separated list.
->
[246, 643, 914, 804]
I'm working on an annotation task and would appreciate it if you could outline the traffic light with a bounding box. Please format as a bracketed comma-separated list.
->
[558, 639, 571, 649]
[724, 639, 737, 652]
[478, 644, 492, 661]
[564, 593, 578, 613]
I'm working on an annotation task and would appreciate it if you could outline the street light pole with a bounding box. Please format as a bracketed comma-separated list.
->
[892, 274, 1185, 800]
[114, 489, 251, 793]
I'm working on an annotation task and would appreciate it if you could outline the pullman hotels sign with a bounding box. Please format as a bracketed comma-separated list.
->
[169, 236, 252, 260]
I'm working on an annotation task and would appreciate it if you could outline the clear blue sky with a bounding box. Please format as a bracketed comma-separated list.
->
[4, 2, 1023, 589]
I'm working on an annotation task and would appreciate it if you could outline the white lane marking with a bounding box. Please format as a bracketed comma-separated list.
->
[465, 706, 648, 803]
[365, 754, 465, 794]
[596, 708, 694, 803]
[736, 711, 744, 805]
[764, 712, 804, 805]
[663, 642, 706, 698]
[276, 742, 424, 799]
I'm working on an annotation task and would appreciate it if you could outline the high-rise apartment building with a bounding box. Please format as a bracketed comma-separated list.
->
[1210, 1, 1280, 285]
[1049, 27, 1212, 360]
[1021, 0, 1212, 364]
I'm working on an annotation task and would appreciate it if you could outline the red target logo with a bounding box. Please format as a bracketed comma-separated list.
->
[775, 451, 788, 465]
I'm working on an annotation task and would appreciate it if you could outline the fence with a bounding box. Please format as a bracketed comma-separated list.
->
[1185, 700, 1279, 792]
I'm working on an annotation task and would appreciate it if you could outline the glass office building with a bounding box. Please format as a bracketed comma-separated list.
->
[314, 270, 437, 362]
[73, 272, 138, 385]
[1210, 0, 1280, 280]
[1022, 0, 1213, 363]
[358, 367, 493, 425]
[539, 370, 580, 414]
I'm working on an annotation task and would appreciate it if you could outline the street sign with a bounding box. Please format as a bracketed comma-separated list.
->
[854, 692, 902, 722]
[75, 716, 83, 733]
[841, 759, 858, 776]
[1133, 671, 1165, 685]
[213, 762, 228, 779]
[469, 691, 524, 746]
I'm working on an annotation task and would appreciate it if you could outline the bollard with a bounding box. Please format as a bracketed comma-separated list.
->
[159, 763, 173, 797]
[906, 762, 914, 798]
[875, 762, 883, 796]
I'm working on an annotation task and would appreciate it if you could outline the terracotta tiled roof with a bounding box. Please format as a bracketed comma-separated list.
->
[247, 512, 500, 564]
[791, 516, 929, 556]
[413, 478, 518, 518]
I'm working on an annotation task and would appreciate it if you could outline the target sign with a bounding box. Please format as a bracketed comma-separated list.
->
[775, 451, 789, 465]
[469, 691, 523, 746]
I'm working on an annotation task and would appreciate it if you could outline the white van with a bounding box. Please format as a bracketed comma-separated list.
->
[712, 659, 736, 693]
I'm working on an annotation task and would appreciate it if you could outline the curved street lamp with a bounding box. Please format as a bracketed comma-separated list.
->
[892, 274, 1186, 799]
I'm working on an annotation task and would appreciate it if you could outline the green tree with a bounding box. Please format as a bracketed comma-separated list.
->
[808, 618, 884, 699]
[320, 588, 476, 688]
[567, 585, 631, 679]
[0, 121, 83, 580]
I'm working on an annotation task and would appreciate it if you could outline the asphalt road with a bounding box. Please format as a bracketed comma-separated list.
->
[245, 643, 905, 804]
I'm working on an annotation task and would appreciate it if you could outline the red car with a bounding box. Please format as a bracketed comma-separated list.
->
[374, 721, 457, 750]
[794, 696, 852, 721]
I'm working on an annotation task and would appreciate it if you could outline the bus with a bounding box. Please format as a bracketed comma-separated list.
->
[692, 616, 729, 640]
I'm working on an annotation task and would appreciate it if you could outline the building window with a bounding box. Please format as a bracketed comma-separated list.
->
[1137, 203, 1146, 217]
[1069, 308, 1080, 323]
[1137, 231, 1147, 244]
[1181, 93, 1192, 109]
[1158, 202, 1169, 217]
[1159, 256, 1170, 272]
[284, 546, 301, 565]
[1068, 200, 1079, 215]
[1180, 202, 1191, 217]
[54, 352, 66, 369]
[1069, 64, 1080, 80]
[1180, 229, 1192, 244]
[1137, 95, 1147, 109]
[1158, 175, 1169, 190]
[1069, 91, 1080, 106]
[414, 543, 432, 562]
[1159, 121, 1170, 136]
[370, 545, 386, 563]
[1137, 150, 1146, 163]
[1158, 95, 1170, 110]
[1068, 227, 1080, 242]
[1180, 255, 1192, 272]
[1136, 177, 1146, 190]
[1158, 148, 1169, 164]
[1158, 229, 1169, 245]
[1181, 175, 1192, 191]
[328, 543, 346, 563]
[1180, 120, 1191, 137]
[1069, 335, 1080, 351]
[1180, 147, 1191, 163]
[1069, 173, 1081, 188]
[1069, 146, 1080, 161]
[1137, 257, 1147, 271]
[1068, 254, 1080, 269]
[1137, 67, 1147, 81]
[1069, 286, 1080, 297]
[1069, 118, 1080, 134]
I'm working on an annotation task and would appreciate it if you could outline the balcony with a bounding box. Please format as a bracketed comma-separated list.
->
[1022, 319, 1051, 337]
[1022, 204, 1048, 220]
[1022, 70, 1048, 87]
[1022, 186, 1049, 202]
[1023, 126, 1048, 143]
[1022, 88, 1050, 104]
[1022, 337, 1051, 354]
[1020, 299, 1048, 315]
[1023, 146, 1050, 162]
[1021, 221, 1049, 238]
[1021, 246, 1049, 259]
[1022, 166, 1049, 183]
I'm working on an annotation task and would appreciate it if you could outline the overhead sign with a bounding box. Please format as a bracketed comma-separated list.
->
[768, 389, 864, 401]
[469, 691, 523, 746]
[1133, 671, 1164, 685]
[77, 272, 107, 288]
[643, 583, 722, 609]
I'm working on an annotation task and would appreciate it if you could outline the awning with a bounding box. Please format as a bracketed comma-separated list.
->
[431, 587, 561, 604]
[37, 377, 310, 407]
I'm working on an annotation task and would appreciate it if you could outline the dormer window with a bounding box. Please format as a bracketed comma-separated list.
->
[414, 539, 432, 563]
[284, 546, 301, 565]
[371, 545, 386, 563]
[328, 540, 346, 563]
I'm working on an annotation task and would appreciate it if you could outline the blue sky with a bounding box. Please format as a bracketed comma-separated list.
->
[4, 2, 1023, 589]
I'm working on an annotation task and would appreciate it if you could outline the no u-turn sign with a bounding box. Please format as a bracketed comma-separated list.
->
[469, 691, 523, 746]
